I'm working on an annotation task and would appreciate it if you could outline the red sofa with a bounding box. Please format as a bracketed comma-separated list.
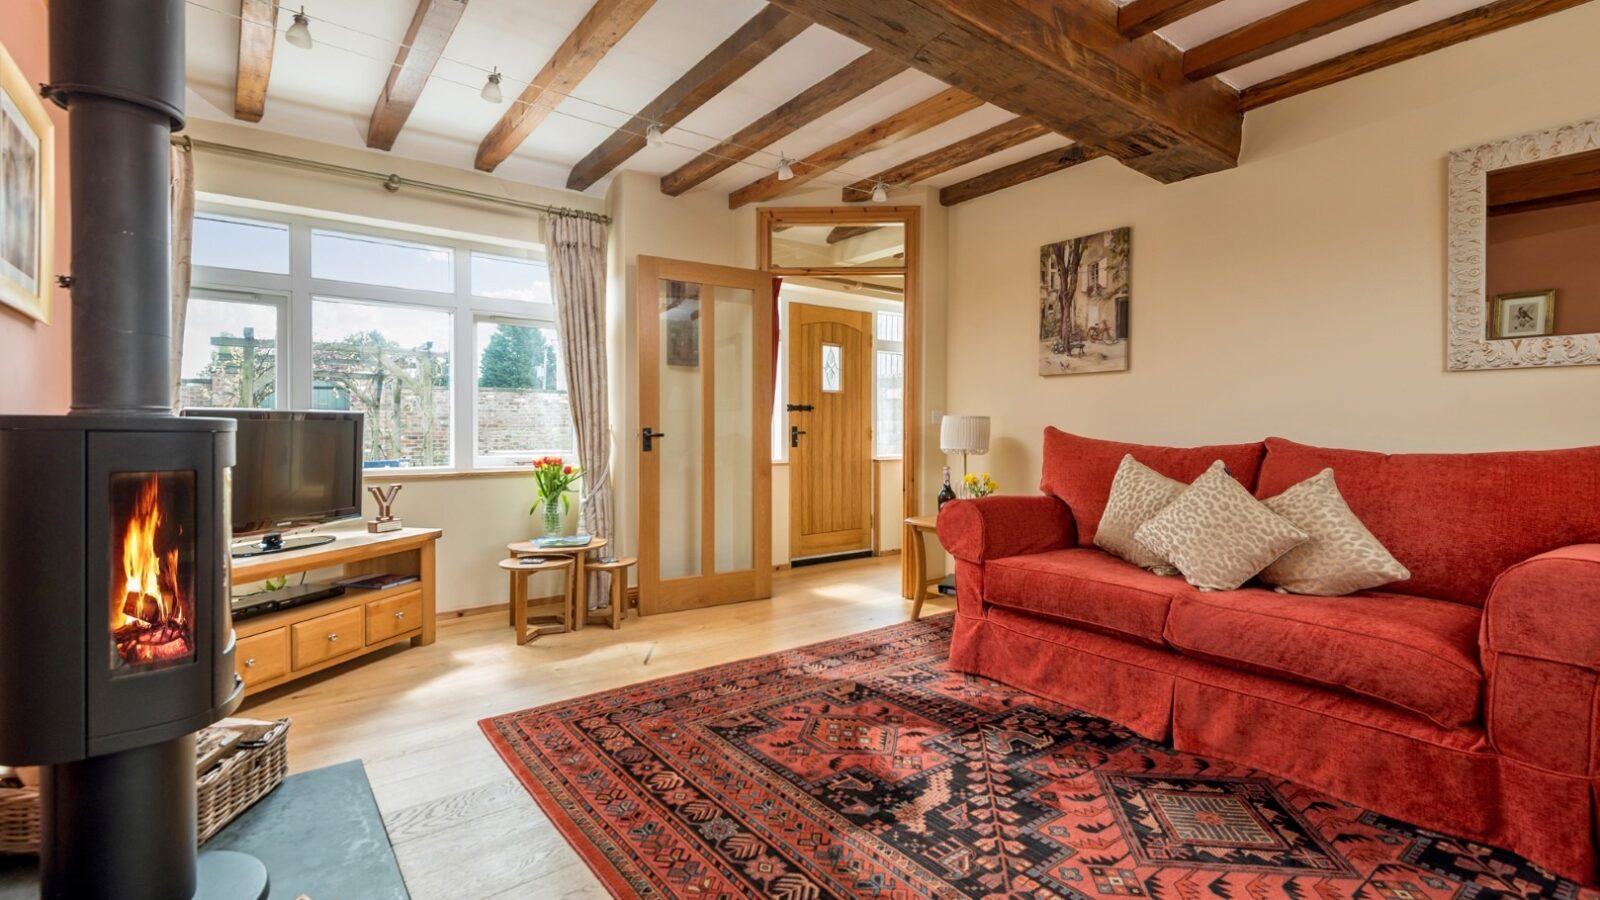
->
[939, 428, 1600, 884]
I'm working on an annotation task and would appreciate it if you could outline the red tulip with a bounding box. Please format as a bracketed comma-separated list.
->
[563, 466, 573, 475]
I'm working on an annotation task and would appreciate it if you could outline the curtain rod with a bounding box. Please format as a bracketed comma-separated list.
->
[172, 135, 611, 225]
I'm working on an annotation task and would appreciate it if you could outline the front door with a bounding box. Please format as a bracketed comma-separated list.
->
[637, 257, 773, 614]
[788, 303, 872, 560]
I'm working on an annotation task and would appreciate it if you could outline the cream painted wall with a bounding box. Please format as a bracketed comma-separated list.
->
[945, 3, 1600, 498]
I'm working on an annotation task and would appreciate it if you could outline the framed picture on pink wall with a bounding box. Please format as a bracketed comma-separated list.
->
[0, 40, 54, 323]
[1489, 290, 1555, 340]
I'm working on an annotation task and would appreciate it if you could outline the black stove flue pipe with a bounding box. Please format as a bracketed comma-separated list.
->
[49, 0, 186, 415]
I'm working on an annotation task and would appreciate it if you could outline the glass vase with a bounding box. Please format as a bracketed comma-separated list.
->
[541, 496, 563, 536]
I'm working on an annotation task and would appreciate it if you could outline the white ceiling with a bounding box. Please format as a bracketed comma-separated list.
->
[184, 0, 1504, 198]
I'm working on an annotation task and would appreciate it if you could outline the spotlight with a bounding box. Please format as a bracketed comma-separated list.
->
[776, 157, 795, 181]
[480, 68, 503, 104]
[285, 7, 313, 49]
[871, 181, 888, 203]
[645, 123, 665, 147]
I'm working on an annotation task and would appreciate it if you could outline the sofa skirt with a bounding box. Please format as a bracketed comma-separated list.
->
[948, 609, 1599, 885]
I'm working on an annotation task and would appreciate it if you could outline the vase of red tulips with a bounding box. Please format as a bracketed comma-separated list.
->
[529, 456, 582, 536]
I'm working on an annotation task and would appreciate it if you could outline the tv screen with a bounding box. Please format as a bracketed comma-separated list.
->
[185, 409, 364, 536]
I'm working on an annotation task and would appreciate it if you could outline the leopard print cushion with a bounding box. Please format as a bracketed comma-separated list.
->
[1134, 460, 1308, 591]
[1260, 468, 1410, 596]
[1094, 455, 1184, 571]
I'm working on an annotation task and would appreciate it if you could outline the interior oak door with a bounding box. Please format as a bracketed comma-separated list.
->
[789, 303, 872, 560]
[637, 256, 773, 614]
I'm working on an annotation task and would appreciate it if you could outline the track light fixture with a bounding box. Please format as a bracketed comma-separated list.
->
[776, 156, 794, 181]
[871, 181, 889, 203]
[480, 68, 503, 104]
[285, 7, 313, 49]
[645, 123, 665, 147]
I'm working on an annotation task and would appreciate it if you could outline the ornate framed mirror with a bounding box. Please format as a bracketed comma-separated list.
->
[1447, 116, 1600, 370]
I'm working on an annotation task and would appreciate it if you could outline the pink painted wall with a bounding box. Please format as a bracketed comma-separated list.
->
[0, 0, 70, 415]
[1486, 198, 1600, 336]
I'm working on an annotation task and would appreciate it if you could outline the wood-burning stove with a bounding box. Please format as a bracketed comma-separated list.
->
[0, 1, 268, 897]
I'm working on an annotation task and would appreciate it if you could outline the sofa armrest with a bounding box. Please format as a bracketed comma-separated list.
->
[936, 495, 1075, 564]
[1480, 544, 1600, 776]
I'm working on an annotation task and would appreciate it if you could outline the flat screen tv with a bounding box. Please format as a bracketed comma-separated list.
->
[184, 409, 364, 545]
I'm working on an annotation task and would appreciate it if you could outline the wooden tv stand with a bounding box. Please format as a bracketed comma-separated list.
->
[229, 527, 442, 697]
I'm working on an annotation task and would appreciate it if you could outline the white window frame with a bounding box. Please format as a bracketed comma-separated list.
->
[873, 309, 905, 461]
[187, 201, 565, 474]
[181, 287, 290, 410]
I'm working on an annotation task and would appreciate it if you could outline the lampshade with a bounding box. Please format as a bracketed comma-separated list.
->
[939, 415, 990, 455]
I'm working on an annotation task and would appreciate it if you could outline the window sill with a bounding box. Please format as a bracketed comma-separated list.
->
[363, 468, 531, 481]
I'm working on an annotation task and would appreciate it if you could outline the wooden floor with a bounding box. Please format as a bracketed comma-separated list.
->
[240, 555, 950, 900]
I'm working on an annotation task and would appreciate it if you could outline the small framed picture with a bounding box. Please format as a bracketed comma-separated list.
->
[0, 41, 55, 323]
[1488, 290, 1555, 340]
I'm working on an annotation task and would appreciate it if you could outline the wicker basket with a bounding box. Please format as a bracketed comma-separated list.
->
[197, 718, 290, 844]
[0, 718, 290, 854]
[0, 786, 41, 854]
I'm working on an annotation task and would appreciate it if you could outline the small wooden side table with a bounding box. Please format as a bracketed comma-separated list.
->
[587, 557, 637, 630]
[499, 556, 575, 644]
[904, 514, 943, 621]
[506, 536, 610, 631]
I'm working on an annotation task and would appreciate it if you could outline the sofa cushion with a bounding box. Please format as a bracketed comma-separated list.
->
[1135, 461, 1309, 592]
[1257, 437, 1600, 606]
[1260, 468, 1410, 596]
[1039, 428, 1267, 546]
[1094, 455, 1184, 571]
[1164, 587, 1484, 728]
[985, 548, 1187, 645]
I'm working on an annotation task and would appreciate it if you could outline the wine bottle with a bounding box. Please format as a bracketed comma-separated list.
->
[937, 466, 957, 510]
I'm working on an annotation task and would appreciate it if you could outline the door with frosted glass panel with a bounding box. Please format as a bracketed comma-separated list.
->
[637, 257, 773, 614]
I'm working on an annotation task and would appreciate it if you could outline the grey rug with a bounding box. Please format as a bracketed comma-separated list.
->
[0, 759, 408, 899]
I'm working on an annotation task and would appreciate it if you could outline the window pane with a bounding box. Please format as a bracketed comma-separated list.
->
[821, 343, 842, 393]
[874, 309, 904, 342]
[311, 230, 453, 293]
[474, 320, 573, 460]
[874, 350, 903, 457]
[191, 215, 290, 274]
[471, 253, 552, 304]
[311, 298, 452, 468]
[179, 298, 279, 410]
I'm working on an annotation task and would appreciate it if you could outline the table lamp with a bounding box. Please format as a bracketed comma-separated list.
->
[939, 415, 990, 492]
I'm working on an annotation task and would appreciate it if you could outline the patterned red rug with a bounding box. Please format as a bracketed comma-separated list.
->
[481, 616, 1594, 899]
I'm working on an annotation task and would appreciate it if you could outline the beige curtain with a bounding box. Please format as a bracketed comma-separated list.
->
[547, 213, 613, 609]
[169, 142, 196, 409]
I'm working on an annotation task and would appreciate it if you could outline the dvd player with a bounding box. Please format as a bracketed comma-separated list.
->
[231, 582, 347, 622]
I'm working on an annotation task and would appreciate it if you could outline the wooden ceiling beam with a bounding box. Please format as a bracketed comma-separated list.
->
[764, 0, 1240, 183]
[234, 0, 278, 122]
[475, 0, 655, 173]
[1118, 0, 1228, 38]
[840, 117, 1051, 201]
[1239, 0, 1594, 109]
[1183, 0, 1421, 80]
[939, 144, 1104, 206]
[566, 7, 809, 192]
[660, 51, 907, 196]
[366, 0, 470, 151]
[826, 225, 879, 243]
[728, 87, 981, 208]
[1488, 148, 1600, 216]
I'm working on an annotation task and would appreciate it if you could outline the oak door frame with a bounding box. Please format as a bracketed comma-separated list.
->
[756, 206, 922, 597]
[636, 255, 774, 614]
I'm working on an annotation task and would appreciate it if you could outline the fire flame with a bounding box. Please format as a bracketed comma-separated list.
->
[112, 475, 191, 666]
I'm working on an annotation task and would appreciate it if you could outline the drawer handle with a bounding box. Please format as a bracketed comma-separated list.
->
[327, 632, 340, 642]
[394, 611, 406, 620]
[244, 657, 257, 668]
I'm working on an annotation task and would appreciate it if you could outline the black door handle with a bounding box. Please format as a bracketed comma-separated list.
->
[790, 425, 806, 448]
[786, 403, 815, 412]
[643, 427, 666, 452]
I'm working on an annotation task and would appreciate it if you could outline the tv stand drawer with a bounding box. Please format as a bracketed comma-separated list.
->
[365, 590, 423, 644]
[236, 628, 289, 689]
[291, 606, 364, 670]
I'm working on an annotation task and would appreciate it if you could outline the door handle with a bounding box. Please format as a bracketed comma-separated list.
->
[786, 403, 815, 413]
[642, 427, 666, 452]
[790, 425, 806, 448]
